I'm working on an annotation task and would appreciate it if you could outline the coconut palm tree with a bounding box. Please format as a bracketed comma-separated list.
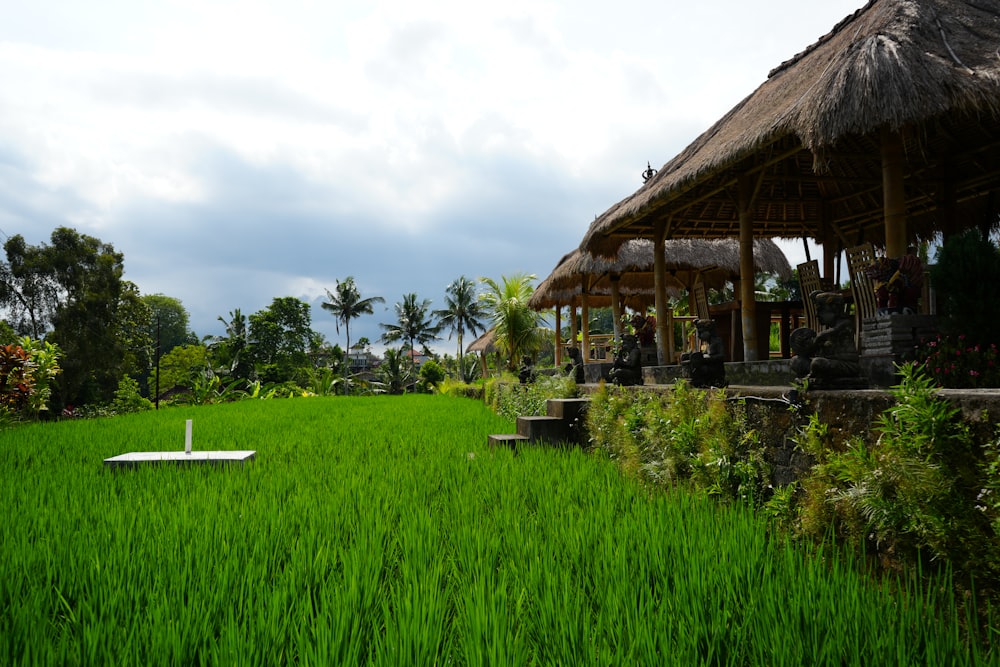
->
[380, 293, 441, 367]
[208, 308, 253, 380]
[375, 347, 411, 395]
[321, 276, 384, 357]
[479, 273, 547, 371]
[433, 276, 486, 368]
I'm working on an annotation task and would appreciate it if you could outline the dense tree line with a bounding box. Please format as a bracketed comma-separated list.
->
[1, 226, 551, 415]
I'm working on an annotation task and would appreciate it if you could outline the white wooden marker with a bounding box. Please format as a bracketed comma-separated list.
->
[185, 419, 193, 454]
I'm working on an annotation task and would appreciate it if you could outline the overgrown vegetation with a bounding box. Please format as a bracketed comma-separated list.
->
[483, 372, 577, 421]
[587, 366, 1000, 634]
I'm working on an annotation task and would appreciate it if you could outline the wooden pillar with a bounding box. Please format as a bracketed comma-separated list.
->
[739, 175, 759, 361]
[581, 295, 591, 363]
[882, 127, 908, 257]
[653, 222, 672, 364]
[554, 304, 562, 366]
[610, 275, 623, 344]
[820, 204, 836, 286]
[569, 303, 579, 346]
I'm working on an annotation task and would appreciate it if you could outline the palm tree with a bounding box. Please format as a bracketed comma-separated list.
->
[375, 347, 411, 395]
[321, 276, 384, 357]
[208, 308, 253, 380]
[433, 276, 486, 368]
[479, 273, 547, 371]
[380, 293, 441, 365]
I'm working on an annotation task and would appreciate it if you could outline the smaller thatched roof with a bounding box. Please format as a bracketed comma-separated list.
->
[465, 327, 496, 355]
[529, 238, 791, 311]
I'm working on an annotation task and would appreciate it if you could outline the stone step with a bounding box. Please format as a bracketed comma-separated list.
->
[546, 397, 590, 421]
[517, 415, 570, 444]
[487, 433, 528, 450]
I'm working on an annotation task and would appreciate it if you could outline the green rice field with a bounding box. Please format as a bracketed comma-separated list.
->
[0, 395, 993, 665]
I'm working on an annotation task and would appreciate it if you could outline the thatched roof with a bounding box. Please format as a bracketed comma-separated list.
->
[582, 0, 1000, 256]
[465, 327, 496, 354]
[528, 238, 791, 310]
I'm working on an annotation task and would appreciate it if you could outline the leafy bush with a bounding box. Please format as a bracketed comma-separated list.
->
[418, 359, 446, 392]
[435, 377, 483, 399]
[913, 335, 1000, 388]
[587, 381, 769, 507]
[484, 373, 576, 421]
[0, 337, 62, 420]
[931, 229, 1000, 348]
[797, 364, 994, 578]
[110, 376, 153, 415]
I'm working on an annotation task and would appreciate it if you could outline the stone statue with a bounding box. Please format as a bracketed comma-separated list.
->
[518, 355, 535, 384]
[790, 290, 865, 388]
[681, 318, 727, 388]
[608, 334, 643, 386]
[564, 345, 585, 383]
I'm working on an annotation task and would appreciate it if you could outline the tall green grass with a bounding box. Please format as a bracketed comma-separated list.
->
[0, 395, 992, 665]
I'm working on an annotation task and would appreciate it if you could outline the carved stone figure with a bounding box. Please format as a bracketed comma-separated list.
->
[608, 334, 643, 386]
[790, 290, 865, 388]
[681, 318, 727, 388]
[518, 355, 535, 384]
[564, 345, 585, 383]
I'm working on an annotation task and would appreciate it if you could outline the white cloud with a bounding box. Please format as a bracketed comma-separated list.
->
[0, 0, 867, 349]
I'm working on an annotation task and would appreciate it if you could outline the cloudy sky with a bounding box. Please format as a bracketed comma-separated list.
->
[1, 0, 865, 355]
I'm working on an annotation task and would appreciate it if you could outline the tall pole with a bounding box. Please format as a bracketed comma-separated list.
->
[653, 222, 671, 364]
[882, 127, 908, 257]
[739, 175, 759, 361]
[154, 315, 161, 410]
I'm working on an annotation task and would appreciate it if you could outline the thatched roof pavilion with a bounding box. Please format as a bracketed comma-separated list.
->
[582, 0, 1000, 259]
[579, 0, 1000, 361]
[529, 238, 791, 364]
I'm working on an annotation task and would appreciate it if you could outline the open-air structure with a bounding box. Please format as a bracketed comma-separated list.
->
[529, 238, 791, 366]
[578, 0, 1000, 371]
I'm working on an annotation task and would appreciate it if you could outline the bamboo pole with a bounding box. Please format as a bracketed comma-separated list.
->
[882, 127, 908, 257]
[739, 175, 759, 361]
[554, 304, 562, 366]
[610, 275, 623, 344]
[653, 222, 672, 364]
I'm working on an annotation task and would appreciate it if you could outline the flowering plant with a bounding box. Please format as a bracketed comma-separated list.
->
[913, 334, 1000, 388]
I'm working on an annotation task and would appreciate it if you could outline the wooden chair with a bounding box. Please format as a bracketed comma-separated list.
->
[797, 260, 824, 330]
[845, 243, 879, 349]
[691, 280, 711, 320]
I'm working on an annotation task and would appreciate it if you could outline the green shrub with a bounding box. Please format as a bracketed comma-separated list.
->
[931, 229, 1000, 348]
[418, 359, 446, 392]
[484, 373, 576, 421]
[797, 363, 994, 578]
[110, 376, 154, 415]
[587, 381, 769, 507]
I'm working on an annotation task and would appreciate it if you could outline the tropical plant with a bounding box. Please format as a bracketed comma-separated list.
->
[478, 273, 547, 371]
[380, 293, 441, 366]
[208, 309, 253, 381]
[0, 337, 62, 419]
[375, 347, 411, 395]
[433, 276, 486, 368]
[321, 277, 385, 357]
